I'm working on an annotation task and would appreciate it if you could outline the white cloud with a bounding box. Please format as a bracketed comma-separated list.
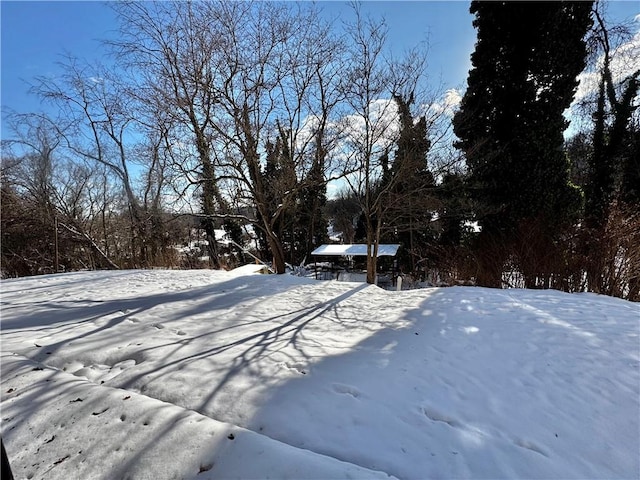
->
[574, 30, 640, 103]
[574, 71, 599, 102]
[293, 114, 321, 153]
[422, 88, 462, 118]
[443, 89, 463, 110]
[340, 98, 400, 154]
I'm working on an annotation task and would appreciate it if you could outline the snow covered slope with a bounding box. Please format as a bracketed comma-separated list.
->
[1, 269, 638, 479]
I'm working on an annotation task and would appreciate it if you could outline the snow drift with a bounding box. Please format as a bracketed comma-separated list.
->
[1, 269, 638, 479]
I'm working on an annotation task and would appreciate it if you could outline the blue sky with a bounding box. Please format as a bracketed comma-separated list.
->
[1, 1, 639, 133]
[0, 1, 474, 118]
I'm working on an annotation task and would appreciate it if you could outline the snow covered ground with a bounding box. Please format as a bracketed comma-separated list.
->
[1, 268, 638, 479]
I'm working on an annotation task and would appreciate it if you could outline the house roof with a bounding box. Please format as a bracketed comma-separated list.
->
[311, 244, 400, 257]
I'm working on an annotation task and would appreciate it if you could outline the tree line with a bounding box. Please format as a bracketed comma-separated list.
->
[1, 1, 638, 300]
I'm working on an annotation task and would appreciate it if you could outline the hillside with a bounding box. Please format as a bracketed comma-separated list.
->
[1, 269, 638, 479]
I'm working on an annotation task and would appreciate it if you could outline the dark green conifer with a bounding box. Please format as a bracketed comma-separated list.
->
[453, 1, 593, 287]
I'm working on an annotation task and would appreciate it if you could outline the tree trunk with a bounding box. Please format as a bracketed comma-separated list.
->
[475, 230, 505, 288]
[267, 231, 287, 274]
[59, 221, 120, 270]
[365, 215, 381, 285]
[198, 132, 221, 270]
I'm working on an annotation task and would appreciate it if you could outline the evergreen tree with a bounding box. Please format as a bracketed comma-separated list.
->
[453, 1, 593, 287]
[585, 72, 639, 229]
[565, 132, 592, 190]
[381, 94, 435, 274]
[580, 6, 639, 295]
[437, 172, 472, 249]
[257, 126, 329, 267]
[256, 129, 297, 263]
[297, 156, 329, 264]
[620, 121, 640, 206]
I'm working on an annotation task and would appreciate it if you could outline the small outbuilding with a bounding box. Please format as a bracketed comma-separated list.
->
[311, 244, 400, 257]
[310, 244, 400, 284]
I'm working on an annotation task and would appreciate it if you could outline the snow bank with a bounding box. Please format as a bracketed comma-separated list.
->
[1, 269, 638, 479]
[1, 354, 392, 480]
[228, 263, 270, 276]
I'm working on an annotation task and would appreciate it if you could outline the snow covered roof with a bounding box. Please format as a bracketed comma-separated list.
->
[311, 244, 400, 257]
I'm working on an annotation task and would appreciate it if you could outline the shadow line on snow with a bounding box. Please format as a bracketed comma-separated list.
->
[118, 284, 370, 413]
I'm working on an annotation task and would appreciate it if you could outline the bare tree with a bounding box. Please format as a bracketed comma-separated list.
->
[1, 119, 60, 275]
[112, 1, 232, 268]
[207, 1, 345, 272]
[29, 58, 153, 265]
[112, 1, 345, 273]
[29, 53, 182, 268]
[338, 5, 429, 284]
[1, 115, 120, 273]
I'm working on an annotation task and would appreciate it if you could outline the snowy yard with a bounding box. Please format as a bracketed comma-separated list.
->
[1, 268, 638, 479]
